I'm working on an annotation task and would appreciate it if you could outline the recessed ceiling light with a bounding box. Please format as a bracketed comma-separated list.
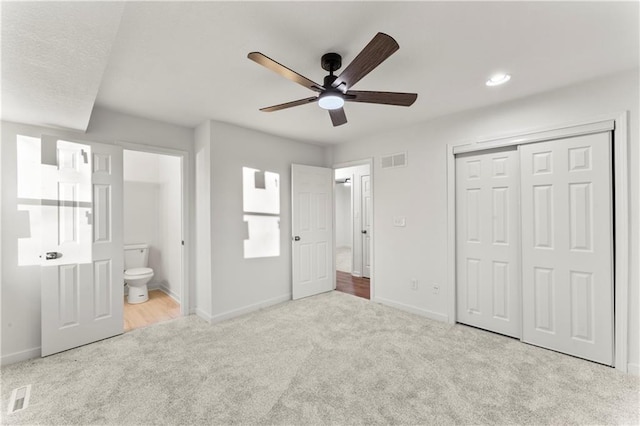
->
[486, 73, 511, 86]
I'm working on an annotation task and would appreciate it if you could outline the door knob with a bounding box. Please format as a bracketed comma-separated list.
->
[294, 236, 301, 241]
[361, 230, 367, 234]
[45, 252, 62, 260]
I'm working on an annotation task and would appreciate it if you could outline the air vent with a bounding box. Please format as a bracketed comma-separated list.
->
[381, 152, 407, 169]
[7, 385, 31, 414]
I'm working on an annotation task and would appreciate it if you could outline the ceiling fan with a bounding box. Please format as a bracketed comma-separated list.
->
[248, 32, 418, 127]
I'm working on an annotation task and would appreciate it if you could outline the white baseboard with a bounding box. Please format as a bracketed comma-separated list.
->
[628, 363, 639, 376]
[1, 346, 41, 366]
[374, 296, 449, 323]
[158, 284, 181, 303]
[195, 308, 213, 323]
[210, 293, 291, 324]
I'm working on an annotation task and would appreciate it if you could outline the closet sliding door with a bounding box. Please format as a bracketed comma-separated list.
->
[520, 132, 613, 365]
[455, 131, 614, 365]
[456, 148, 521, 338]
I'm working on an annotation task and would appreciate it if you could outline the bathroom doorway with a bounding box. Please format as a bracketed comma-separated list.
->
[122, 148, 185, 331]
[334, 161, 372, 300]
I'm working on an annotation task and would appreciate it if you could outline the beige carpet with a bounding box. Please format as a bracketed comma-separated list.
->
[1, 291, 638, 425]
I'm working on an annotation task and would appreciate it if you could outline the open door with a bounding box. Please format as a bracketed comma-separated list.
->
[41, 137, 123, 356]
[291, 164, 333, 299]
[361, 174, 371, 278]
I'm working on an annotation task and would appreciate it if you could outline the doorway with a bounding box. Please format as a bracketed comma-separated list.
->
[122, 149, 184, 331]
[334, 161, 372, 300]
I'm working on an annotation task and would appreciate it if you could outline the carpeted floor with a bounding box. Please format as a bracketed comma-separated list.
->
[1, 291, 639, 425]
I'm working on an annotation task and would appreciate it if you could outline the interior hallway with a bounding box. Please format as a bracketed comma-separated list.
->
[336, 271, 370, 300]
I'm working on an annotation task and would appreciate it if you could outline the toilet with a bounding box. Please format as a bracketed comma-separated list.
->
[124, 243, 154, 304]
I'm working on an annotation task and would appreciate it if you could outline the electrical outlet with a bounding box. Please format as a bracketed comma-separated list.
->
[411, 279, 418, 290]
[433, 284, 440, 294]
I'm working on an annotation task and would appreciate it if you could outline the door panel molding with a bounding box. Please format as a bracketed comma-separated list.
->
[292, 164, 334, 300]
[447, 112, 630, 372]
[520, 133, 613, 364]
[455, 148, 520, 338]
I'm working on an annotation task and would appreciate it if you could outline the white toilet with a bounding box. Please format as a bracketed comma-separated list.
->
[124, 244, 154, 304]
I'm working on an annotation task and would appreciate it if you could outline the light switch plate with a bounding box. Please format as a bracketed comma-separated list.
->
[393, 216, 406, 227]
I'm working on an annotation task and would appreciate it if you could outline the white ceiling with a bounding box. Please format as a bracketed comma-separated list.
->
[1, 1, 124, 130]
[3, 2, 638, 145]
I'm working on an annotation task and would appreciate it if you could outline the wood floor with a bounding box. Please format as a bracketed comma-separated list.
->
[336, 271, 370, 300]
[123, 290, 181, 332]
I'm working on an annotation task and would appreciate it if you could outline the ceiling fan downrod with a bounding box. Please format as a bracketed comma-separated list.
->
[321, 53, 342, 89]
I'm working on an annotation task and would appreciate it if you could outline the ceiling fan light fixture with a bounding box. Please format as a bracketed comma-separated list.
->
[248, 33, 417, 126]
[318, 92, 345, 110]
[486, 73, 511, 86]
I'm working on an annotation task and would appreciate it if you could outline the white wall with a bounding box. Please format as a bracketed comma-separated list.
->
[124, 150, 161, 280]
[335, 182, 351, 248]
[194, 121, 212, 319]
[123, 150, 182, 300]
[1, 108, 193, 364]
[329, 69, 640, 372]
[124, 181, 161, 264]
[202, 120, 327, 321]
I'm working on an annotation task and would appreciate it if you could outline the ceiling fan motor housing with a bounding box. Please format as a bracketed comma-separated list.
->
[323, 74, 338, 88]
[321, 53, 342, 73]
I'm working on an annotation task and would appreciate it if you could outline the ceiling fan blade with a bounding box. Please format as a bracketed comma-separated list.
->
[248, 52, 324, 93]
[329, 108, 347, 127]
[345, 90, 417, 106]
[332, 33, 399, 91]
[259, 97, 317, 112]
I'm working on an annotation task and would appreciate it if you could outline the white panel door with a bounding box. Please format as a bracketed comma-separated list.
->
[361, 174, 372, 278]
[41, 138, 123, 356]
[292, 164, 333, 300]
[456, 148, 520, 338]
[520, 133, 613, 365]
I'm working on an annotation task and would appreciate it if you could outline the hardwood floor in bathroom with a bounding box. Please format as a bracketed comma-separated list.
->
[124, 290, 181, 332]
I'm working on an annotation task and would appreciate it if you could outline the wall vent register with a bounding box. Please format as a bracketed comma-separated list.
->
[381, 152, 407, 169]
[7, 385, 31, 414]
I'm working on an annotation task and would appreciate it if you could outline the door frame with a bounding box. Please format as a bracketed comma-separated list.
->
[117, 141, 191, 316]
[360, 173, 372, 279]
[446, 112, 629, 372]
[333, 158, 375, 300]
